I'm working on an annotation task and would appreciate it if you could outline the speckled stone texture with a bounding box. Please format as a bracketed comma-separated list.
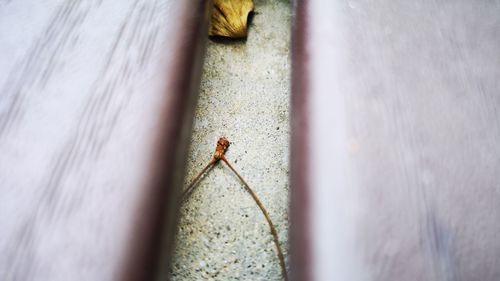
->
[169, 1, 291, 280]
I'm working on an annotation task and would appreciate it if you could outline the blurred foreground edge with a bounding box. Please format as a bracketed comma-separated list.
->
[290, 0, 500, 280]
[0, 1, 210, 280]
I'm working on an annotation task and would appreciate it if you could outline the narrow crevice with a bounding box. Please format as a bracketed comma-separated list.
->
[170, 1, 291, 280]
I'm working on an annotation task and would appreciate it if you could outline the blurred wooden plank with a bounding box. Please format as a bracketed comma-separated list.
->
[291, 1, 500, 280]
[0, 1, 210, 280]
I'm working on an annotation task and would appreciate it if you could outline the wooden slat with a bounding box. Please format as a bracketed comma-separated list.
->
[291, 1, 500, 280]
[0, 1, 210, 280]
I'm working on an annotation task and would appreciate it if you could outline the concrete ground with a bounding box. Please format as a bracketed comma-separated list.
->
[169, 1, 291, 280]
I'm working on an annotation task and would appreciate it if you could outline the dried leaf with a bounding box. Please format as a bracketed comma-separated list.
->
[209, 0, 254, 38]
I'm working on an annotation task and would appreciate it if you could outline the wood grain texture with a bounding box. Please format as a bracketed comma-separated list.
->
[0, 0, 210, 280]
[291, 0, 500, 280]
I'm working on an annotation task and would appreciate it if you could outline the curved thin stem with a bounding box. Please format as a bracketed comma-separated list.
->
[221, 156, 288, 281]
[182, 160, 216, 201]
[180, 138, 288, 280]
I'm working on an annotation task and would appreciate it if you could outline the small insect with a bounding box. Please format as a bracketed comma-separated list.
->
[182, 137, 288, 281]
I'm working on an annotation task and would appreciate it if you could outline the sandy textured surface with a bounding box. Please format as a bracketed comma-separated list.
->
[170, 1, 291, 280]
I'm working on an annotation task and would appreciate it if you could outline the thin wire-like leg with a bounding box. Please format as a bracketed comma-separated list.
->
[221, 156, 288, 281]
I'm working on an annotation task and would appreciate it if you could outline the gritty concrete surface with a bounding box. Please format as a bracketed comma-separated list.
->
[169, 1, 291, 280]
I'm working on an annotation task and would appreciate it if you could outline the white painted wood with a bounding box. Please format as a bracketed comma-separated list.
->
[0, 1, 210, 280]
[291, 1, 500, 280]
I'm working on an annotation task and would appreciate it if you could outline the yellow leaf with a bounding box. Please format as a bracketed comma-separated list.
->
[209, 0, 254, 38]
